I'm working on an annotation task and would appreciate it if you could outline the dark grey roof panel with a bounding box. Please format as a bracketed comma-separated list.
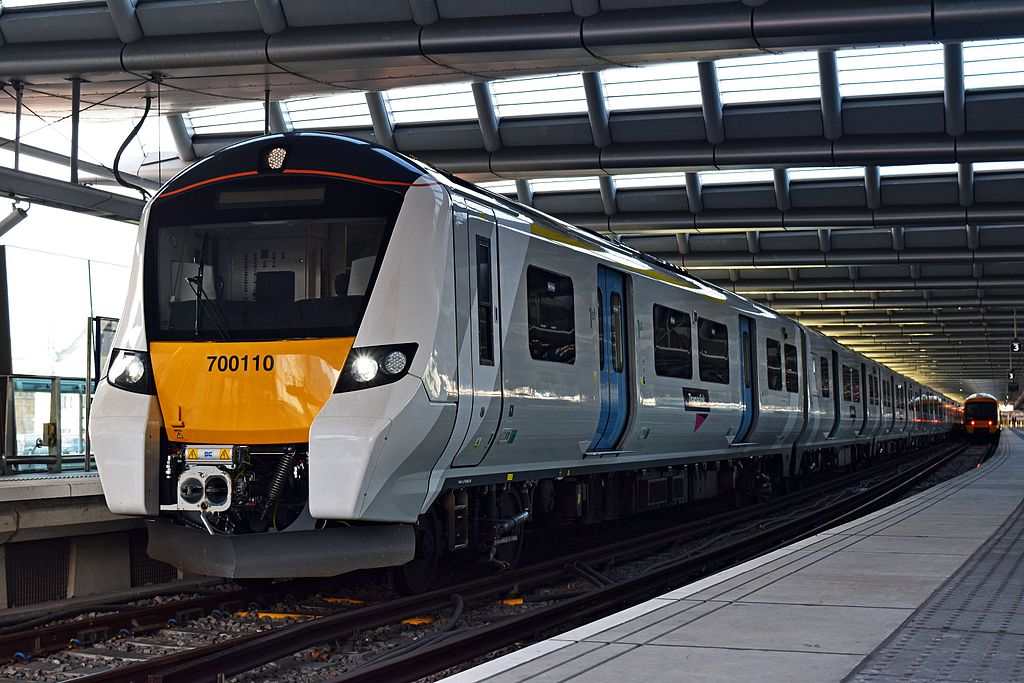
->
[723, 101, 824, 140]
[394, 122, 485, 152]
[973, 173, 1024, 204]
[616, 188, 689, 213]
[702, 184, 775, 210]
[919, 264, 974, 277]
[790, 181, 865, 208]
[760, 231, 821, 251]
[690, 233, 748, 252]
[436, 0, 573, 19]
[621, 235, 681, 253]
[983, 262, 1023, 276]
[904, 226, 967, 249]
[882, 177, 958, 206]
[608, 110, 707, 143]
[534, 192, 606, 214]
[831, 229, 892, 250]
[978, 225, 1024, 248]
[0, 4, 117, 43]
[280, 0, 415, 26]
[859, 264, 912, 278]
[966, 90, 1024, 132]
[599, 0, 739, 9]
[499, 116, 594, 147]
[842, 96, 945, 136]
[135, 0, 263, 36]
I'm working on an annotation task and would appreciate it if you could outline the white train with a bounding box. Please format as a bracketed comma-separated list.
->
[90, 133, 956, 592]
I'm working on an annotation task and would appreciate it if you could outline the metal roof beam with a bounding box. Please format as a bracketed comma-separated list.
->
[167, 114, 196, 163]
[864, 165, 881, 210]
[267, 101, 291, 133]
[697, 62, 725, 145]
[684, 172, 702, 213]
[365, 92, 395, 151]
[253, 0, 288, 35]
[408, 0, 440, 25]
[106, 0, 144, 43]
[515, 179, 534, 206]
[716, 276, 1024, 293]
[773, 168, 790, 211]
[944, 42, 966, 137]
[958, 162, 974, 207]
[767, 296, 1024, 311]
[599, 175, 618, 216]
[472, 82, 502, 153]
[663, 246, 1024, 268]
[582, 71, 612, 149]
[818, 49, 842, 140]
[0, 167, 142, 222]
[0, 136, 157, 191]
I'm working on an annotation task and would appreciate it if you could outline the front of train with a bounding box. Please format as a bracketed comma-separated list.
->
[90, 133, 459, 578]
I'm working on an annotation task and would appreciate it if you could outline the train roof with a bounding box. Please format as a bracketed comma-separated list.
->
[965, 393, 999, 402]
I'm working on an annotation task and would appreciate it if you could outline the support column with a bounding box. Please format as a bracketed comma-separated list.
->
[365, 92, 395, 150]
[697, 61, 725, 144]
[818, 49, 843, 140]
[472, 82, 502, 153]
[70, 78, 81, 184]
[515, 179, 534, 206]
[582, 71, 612, 149]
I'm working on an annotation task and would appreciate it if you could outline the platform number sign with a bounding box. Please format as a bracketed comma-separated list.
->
[1013, 339, 1022, 354]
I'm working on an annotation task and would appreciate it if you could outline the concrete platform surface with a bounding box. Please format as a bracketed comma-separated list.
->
[446, 430, 1024, 683]
[0, 470, 101, 502]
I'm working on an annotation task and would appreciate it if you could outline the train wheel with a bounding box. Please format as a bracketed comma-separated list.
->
[491, 488, 526, 570]
[391, 508, 443, 596]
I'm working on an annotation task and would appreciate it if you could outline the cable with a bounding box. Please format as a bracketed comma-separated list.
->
[113, 95, 152, 199]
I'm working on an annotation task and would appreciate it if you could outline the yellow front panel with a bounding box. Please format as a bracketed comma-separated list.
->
[150, 338, 354, 444]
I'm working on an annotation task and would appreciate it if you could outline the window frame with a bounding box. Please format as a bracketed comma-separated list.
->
[784, 342, 799, 393]
[526, 265, 576, 365]
[697, 317, 730, 385]
[765, 338, 783, 391]
[652, 304, 693, 379]
[819, 355, 831, 398]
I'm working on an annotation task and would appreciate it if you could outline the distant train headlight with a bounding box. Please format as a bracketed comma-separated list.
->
[108, 349, 155, 395]
[382, 350, 408, 375]
[335, 344, 418, 393]
[352, 355, 379, 383]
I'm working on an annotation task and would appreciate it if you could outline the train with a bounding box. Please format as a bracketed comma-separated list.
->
[963, 393, 1001, 441]
[90, 132, 956, 593]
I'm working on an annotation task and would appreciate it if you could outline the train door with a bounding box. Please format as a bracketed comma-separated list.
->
[451, 207, 504, 467]
[734, 315, 758, 443]
[827, 349, 841, 437]
[858, 363, 869, 435]
[588, 266, 630, 451]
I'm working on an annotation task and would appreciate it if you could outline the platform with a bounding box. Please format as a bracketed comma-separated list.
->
[0, 469, 102, 502]
[448, 430, 1024, 683]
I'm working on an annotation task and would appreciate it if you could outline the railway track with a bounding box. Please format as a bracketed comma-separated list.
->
[19, 438, 973, 683]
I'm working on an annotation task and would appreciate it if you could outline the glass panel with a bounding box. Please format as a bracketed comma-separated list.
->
[492, 73, 588, 118]
[612, 172, 688, 189]
[187, 102, 266, 136]
[602, 62, 701, 111]
[476, 237, 494, 366]
[851, 368, 861, 403]
[789, 166, 866, 181]
[964, 39, 1024, 90]
[699, 169, 775, 185]
[717, 52, 820, 104]
[766, 338, 783, 391]
[385, 82, 477, 124]
[784, 343, 798, 393]
[530, 176, 602, 193]
[610, 292, 623, 373]
[842, 365, 852, 401]
[820, 356, 830, 397]
[697, 318, 729, 384]
[526, 266, 576, 364]
[837, 44, 944, 97]
[653, 304, 691, 379]
[285, 92, 372, 130]
[479, 180, 518, 195]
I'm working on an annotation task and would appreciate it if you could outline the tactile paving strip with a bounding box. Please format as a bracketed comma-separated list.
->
[849, 493, 1024, 682]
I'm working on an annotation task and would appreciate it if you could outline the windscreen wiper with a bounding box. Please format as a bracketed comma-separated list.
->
[186, 232, 230, 340]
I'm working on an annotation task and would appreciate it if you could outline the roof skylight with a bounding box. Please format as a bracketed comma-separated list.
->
[836, 44, 944, 97]
[602, 63, 702, 111]
[699, 169, 776, 185]
[529, 176, 601, 193]
[384, 82, 477, 124]
[285, 92, 372, 130]
[612, 172, 688, 189]
[491, 73, 588, 118]
[964, 38, 1024, 90]
[187, 102, 266, 136]
[716, 52, 821, 104]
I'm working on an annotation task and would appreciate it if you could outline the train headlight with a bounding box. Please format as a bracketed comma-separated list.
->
[352, 355, 379, 383]
[335, 344, 418, 393]
[108, 349, 155, 395]
[382, 350, 408, 375]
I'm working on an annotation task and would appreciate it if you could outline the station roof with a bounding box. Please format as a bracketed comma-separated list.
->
[3, 0, 1024, 402]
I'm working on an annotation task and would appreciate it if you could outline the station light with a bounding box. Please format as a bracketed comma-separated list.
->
[0, 204, 28, 239]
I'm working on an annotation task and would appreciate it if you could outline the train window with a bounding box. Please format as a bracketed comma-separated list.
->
[842, 364, 852, 401]
[652, 304, 692, 379]
[868, 371, 879, 405]
[610, 292, 624, 373]
[784, 343, 799, 393]
[896, 385, 904, 410]
[476, 237, 494, 366]
[820, 356, 830, 397]
[883, 379, 891, 408]
[851, 368, 861, 403]
[526, 266, 576, 364]
[765, 338, 783, 391]
[697, 318, 730, 384]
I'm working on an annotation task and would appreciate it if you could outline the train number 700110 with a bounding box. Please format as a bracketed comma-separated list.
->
[206, 355, 276, 372]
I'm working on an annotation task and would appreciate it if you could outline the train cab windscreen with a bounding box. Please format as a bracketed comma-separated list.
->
[149, 219, 389, 341]
[965, 401, 998, 422]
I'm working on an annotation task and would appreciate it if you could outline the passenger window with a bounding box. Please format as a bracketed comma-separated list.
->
[652, 304, 692, 379]
[869, 372, 879, 405]
[697, 318, 729, 384]
[883, 379, 891, 408]
[784, 343, 798, 393]
[851, 368, 861, 403]
[526, 266, 575, 364]
[842, 364, 852, 401]
[820, 356, 830, 397]
[476, 237, 494, 366]
[765, 339, 783, 391]
[610, 292, 624, 373]
[597, 287, 604, 371]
